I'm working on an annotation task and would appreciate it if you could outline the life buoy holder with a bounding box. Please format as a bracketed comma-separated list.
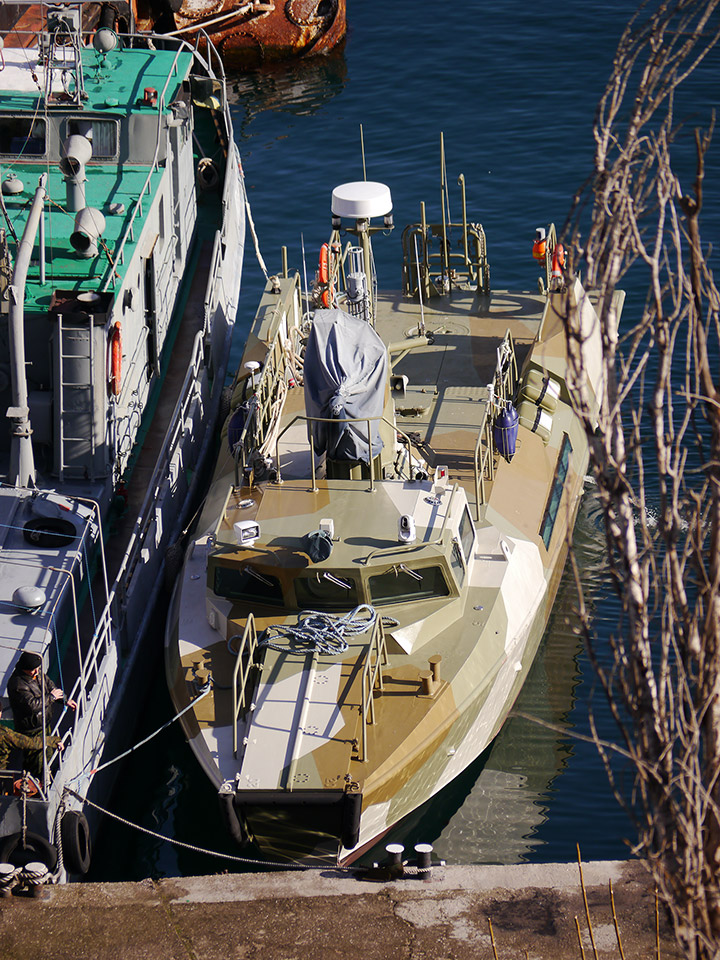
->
[109, 321, 122, 397]
[0, 830, 58, 872]
[318, 243, 334, 308]
[60, 809, 92, 875]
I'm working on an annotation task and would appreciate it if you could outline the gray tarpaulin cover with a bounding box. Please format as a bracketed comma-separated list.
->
[303, 309, 387, 462]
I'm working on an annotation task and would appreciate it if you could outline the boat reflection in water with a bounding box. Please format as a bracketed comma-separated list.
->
[359, 492, 619, 867]
[228, 47, 347, 134]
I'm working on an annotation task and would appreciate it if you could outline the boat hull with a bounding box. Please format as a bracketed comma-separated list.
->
[0, 5, 245, 881]
[165, 175, 615, 868]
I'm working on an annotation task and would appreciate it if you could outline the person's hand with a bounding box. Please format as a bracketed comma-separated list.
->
[66, 699, 77, 711]
[51, 688, 64, 701]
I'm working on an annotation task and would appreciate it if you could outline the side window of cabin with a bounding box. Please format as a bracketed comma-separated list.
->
[65, 118, 118, 159]
[294, 573, 359, 610]
[458, 506, 476, 563]
[0, 118, 46, 156]
[451, 540, 465, 584]
[369, 565, 450, 606]
[540, 433, 573, 549]
[213, 565, 284, 606]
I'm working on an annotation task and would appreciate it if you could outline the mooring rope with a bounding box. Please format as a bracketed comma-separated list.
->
[67, 683, 214, 785]
[64, 788, 352, 871]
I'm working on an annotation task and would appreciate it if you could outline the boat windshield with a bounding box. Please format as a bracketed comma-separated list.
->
[369, 565, 450, 606]
[294, 572, 360, 609]
[213, 564, 285, 606]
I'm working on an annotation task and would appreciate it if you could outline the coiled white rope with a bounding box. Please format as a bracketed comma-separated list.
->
[261, 604, 398, 657]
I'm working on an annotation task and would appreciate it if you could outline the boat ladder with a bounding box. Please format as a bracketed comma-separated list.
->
[55, 315, 98, 480]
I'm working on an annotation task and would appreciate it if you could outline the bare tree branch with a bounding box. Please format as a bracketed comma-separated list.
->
[561, 2, 720, 956]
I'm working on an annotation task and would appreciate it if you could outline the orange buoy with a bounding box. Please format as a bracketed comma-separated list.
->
[109, 321, 122, 396]
[551, 243, 565, 278]
[532, 227, 546, 262]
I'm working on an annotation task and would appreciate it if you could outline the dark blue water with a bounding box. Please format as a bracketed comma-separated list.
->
[89, 0, 720, 878]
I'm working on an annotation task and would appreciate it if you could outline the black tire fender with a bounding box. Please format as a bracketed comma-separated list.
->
[0, 830, 58, 871]
[219, 790, 250, 847]
[60, 810, 92, 875]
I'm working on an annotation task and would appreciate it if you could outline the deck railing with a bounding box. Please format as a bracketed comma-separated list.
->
[231, 614, 260, 759]
[472, 328, 518, 517]
[357, 616, 389, 763]
[232, 281, 303, 484]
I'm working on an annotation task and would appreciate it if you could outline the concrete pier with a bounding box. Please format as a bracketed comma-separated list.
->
[0, 861, 682, 959]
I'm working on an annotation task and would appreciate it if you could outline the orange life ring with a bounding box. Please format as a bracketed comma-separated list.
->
[318, 242, 334, 307]
[109, 321, 122, 396]
[318, 242, 329, 284]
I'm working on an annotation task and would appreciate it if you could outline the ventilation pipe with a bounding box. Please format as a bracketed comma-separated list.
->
[59, 134, 92, 212]
[71, 207, 106, 258]
[8, 175, 46, 488]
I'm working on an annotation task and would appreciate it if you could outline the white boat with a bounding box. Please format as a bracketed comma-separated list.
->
[0, 1, 245, 882]
[166, 145, 622, 865]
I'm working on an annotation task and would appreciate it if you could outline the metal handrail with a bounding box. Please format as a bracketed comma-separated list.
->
[231, 614, 259, 758]
[358, 616, 389, 763]
[113, 329, 206, 592]
[232, 293, 304, 483]
[101, 42, 190, 292]
[473, 409, 494, 520]
[472, 328, 517, 518]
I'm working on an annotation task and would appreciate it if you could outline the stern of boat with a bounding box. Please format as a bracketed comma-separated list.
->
[219, 784, 362, 865]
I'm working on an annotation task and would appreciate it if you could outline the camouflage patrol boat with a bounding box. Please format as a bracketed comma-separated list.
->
[166, 147, 619, 864]
[0, 2, 244, 880]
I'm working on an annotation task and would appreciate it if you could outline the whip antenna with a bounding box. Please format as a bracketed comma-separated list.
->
[413, 234, 426, 337]
[301, 232, 310, 317]
[360, 124, 367, 180]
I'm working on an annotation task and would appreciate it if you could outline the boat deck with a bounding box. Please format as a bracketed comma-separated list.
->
[376, 287, 543, 491]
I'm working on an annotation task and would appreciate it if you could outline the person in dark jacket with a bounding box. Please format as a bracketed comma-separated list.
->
[7, 651, 76, 736]
[0, 703, 62, 777]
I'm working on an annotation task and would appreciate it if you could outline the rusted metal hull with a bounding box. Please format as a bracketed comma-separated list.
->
[2, 2, 345, 67]
[142, 0, 347, 68]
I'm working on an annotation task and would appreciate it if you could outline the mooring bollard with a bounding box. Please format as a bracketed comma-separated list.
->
[385, 842, 404, 866]
[414, 842, 434, 879]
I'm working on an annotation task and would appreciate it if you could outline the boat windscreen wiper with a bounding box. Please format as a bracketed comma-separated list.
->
[322, 572, 352, 590]
[243, 565, 273, 587]
[395, 563, 423, 581]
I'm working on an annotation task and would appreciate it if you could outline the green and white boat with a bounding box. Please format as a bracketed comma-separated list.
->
[166, 146, 620, 865]
[0, 2, 245, 880]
